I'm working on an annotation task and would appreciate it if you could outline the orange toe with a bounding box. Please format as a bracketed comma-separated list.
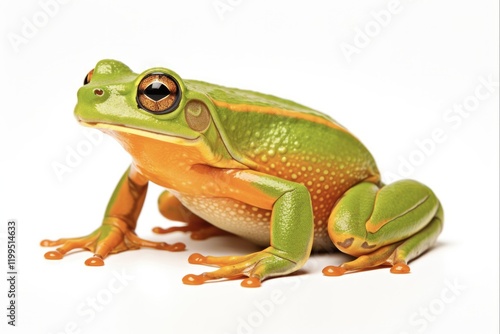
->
[44, 251, 63, 260]
[322, 266, 347, 276]
[85, 256, 105, 266]
[182, 274, 206, 285]
[188, 253, 207, 264]
[390, 263, 410, 274]
[241, 277, 261, 288]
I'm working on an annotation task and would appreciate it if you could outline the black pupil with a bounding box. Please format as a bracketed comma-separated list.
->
[145, 82, 170, 101]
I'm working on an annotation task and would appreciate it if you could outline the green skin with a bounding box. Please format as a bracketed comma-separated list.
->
[42, 59, 443, 287]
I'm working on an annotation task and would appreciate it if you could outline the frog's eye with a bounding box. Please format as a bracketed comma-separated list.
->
[137, 73, 181, 114]
[83, 69, 94, 85]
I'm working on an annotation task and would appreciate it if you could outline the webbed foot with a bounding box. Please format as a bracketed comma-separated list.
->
[41, 218, 185, 265]
[182, 247, 301, 288]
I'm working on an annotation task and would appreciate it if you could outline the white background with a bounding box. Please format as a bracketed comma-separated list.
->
[1, 1, 498, 333]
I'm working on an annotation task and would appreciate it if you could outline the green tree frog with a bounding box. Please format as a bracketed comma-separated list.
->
[42, 60, 443, 287]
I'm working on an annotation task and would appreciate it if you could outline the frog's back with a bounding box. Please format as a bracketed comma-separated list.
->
[185, 79, 380, 243]
[187, 79, 378, 175]
[186, 79, 343, 127]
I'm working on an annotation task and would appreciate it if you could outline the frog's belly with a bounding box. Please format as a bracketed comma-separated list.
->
[177, 194, 333, 250]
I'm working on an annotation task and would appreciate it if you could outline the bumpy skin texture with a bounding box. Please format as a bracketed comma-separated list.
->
[168, 80, 381, 250]
[41, 60, 443, 287]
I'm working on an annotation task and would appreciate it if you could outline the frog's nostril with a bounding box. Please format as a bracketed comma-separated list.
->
[93, 88, 104, 96]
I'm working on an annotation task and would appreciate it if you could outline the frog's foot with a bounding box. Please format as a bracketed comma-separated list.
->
[154, 190, 230, 240]
[41, 218, 185, 266]
[182, 247, 300, 288]
[323, 180, 444, 277]
[323, 242, 405, 276]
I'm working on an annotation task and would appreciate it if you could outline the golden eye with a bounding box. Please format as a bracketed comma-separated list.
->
[83, 69, 94, 85]
[137, 73, 181, 114]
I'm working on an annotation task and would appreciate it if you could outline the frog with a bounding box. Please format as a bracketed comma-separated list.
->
[41, 59, 444, 287]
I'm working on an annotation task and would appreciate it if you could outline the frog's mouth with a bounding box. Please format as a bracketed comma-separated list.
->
[78, 120, 200, 144]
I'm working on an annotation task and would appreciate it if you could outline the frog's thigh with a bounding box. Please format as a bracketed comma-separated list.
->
[325, 180, 443, 275]
[154, 191, 229, 240]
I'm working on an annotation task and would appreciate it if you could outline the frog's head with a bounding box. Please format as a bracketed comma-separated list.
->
[75, 59, 234, 164]
[75, 60, 250, 167]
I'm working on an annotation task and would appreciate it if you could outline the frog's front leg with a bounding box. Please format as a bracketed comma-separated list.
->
[41, 165, 185, 265]
[182, 168, 314, 287]
[323, 180, 443, 276]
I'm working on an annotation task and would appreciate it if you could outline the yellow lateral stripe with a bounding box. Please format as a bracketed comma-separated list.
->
[212, 100, 349, 133]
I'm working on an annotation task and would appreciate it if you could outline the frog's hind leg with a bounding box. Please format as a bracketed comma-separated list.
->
[323, 215, 443, 275]
[323, 180, 443, 276]
[153, 191, 230, 240]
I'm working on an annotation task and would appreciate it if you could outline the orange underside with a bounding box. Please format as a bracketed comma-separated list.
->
[104, 126, 377, 246]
